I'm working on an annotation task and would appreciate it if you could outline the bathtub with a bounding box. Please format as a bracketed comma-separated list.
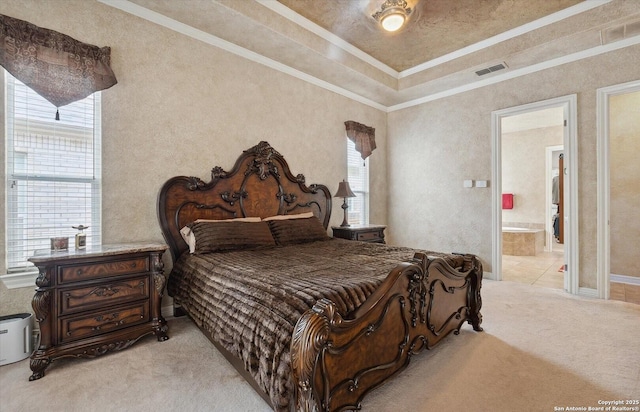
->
[502, 226, 545, 256]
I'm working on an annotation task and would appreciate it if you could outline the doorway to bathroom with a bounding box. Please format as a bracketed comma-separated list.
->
[491, 95, 578, 294]
[501, 110, 564, 289]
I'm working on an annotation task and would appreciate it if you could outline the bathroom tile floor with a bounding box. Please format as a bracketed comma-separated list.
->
[502, 242, 565, 289]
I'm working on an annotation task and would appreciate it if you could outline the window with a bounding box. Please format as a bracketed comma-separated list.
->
[4, 72, 101, 275]
[347, 138, 369, 225]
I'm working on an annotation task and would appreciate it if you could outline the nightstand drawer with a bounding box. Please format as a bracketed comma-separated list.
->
[333, 225, 386, 244]
[59, 257, 149, 284]
[59, 276, 149, 315]
[356, 231, 382, 242]
[59, 302, 150, 343]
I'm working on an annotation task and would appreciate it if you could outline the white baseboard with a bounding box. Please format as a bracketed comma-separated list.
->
[610, 273, 640, 285]
[483, 271, 495, 280]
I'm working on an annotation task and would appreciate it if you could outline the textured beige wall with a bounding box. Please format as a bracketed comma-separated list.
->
[388, 44, 640, 287]
[502, 126, 563, 227]
[610, 91, 640, 278]
[0, 0, 387, 316]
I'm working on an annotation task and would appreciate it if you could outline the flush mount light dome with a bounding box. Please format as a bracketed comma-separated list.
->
[372, 0, 412, 32]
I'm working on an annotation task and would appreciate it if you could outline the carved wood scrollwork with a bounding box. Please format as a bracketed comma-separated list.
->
[467, 257, 484, 331]
[35, 267, 50, 287]
[406, 253, 428, 328]
[277, 189, 297, 205]
[154, 273, 166, 295]
[289, 253, 487, 411]
[324, 295, 409, 400]
[32, 290, 51, 322]
[407, 271, 426, 328]
[83, 339, 137, 357]
[152, 252, 167, 296]
[151, 253, 164, 273]
[186, 176, 206, 191]
[424, 259, 473, 336]
[245, 141, 282, 180]
[29, 358, 51, 381]
[211, 166, 228, 180]
[221, 190, 247, 206]
[158, 141, 332, 260]
[291, 298, 335, 412]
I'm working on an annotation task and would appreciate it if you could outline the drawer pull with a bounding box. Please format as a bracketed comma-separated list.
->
[76, 269, 83, 275]
[94, 312, 120, 323]
[96, 286, 119, 297]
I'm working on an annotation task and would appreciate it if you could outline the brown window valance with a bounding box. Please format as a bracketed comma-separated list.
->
[345, 120, 376, 161]
[0, 14, 117, 117]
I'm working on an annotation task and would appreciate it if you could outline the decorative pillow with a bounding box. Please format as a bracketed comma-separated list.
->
[267, 216, 330, 246]
[262, 211, 314, 221]
[180, 217, 261, 253]
[181, 218, 271, 254]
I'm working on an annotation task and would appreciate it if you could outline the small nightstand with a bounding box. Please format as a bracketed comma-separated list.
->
[27, 243, 169, 381]
[332, 224, 386, 244]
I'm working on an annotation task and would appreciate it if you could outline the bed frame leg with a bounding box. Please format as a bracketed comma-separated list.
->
[467, 257, 484, 332]
[291, 299, 334, 412]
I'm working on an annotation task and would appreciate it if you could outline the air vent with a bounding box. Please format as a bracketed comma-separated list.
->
[475, 62, 508, 77]
[602, 19, 640, 44]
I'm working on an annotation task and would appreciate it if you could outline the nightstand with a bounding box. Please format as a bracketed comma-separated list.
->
[27, 243, 169, 381]
[332, 224, 386, 244]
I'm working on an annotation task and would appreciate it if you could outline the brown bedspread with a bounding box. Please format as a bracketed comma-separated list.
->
[167, 238, 467, 411]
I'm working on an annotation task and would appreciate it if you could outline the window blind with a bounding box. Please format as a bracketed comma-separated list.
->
[5, 73, 102, 273]
[347, 138, 369, 225]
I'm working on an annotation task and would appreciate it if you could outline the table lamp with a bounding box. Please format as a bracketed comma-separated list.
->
[334, 180, 356, 227]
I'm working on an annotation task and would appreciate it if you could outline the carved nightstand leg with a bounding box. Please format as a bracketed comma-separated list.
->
[29, 356, 51, 381]
[154, 320, 169, 342]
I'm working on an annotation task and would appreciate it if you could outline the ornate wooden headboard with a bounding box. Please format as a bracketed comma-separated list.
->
[157, 141, 332, 262]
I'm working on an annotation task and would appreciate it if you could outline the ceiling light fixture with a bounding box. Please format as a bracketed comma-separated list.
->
[372, 0, 412, 32]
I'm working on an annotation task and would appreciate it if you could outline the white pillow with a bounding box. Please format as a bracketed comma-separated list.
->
[262, 212, 314, 221]
[180, 217, 261, 253]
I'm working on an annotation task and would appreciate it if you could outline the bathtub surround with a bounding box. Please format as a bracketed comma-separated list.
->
[502, 226, 545, 256]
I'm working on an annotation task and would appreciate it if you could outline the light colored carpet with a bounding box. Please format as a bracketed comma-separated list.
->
[2, 280, 639, 411]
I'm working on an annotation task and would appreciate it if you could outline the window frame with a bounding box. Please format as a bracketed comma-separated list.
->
[346, 138, 370, 226]
[2, 72, 102, 288]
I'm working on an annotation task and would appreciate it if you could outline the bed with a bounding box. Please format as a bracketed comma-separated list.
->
[157, 141, 483, 411]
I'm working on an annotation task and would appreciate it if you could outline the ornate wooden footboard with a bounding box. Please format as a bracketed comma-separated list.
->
[291, 252, 483, 412]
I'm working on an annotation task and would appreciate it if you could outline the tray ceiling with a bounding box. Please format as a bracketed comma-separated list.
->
[277, 0, 582, 72]
[105, 0, 640, 110]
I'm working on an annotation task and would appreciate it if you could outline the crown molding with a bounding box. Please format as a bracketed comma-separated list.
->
[99, 0, 388, 111]
[256, 0, 399, 78]
[100, 0, 636, 113]
[387, 34, 640, 112]
[399, 0, 612, 78]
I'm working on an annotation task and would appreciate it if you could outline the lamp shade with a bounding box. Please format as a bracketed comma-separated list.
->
[334, 181, 356, 198]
